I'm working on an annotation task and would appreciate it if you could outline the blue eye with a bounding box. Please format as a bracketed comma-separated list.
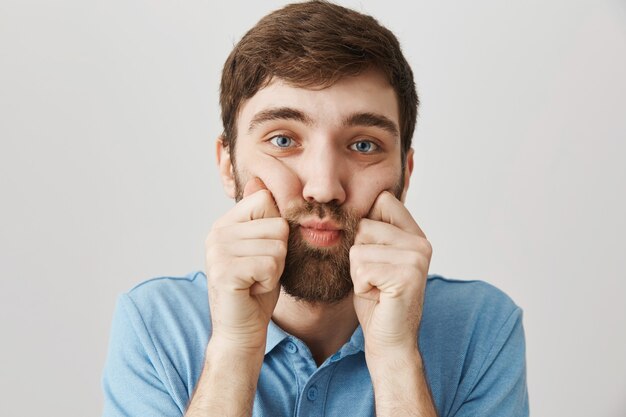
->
[269, 135, 295, 148]
[350, 140, 378, 153]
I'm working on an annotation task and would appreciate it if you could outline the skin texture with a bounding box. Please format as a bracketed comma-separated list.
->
[186, 69, 437, 417]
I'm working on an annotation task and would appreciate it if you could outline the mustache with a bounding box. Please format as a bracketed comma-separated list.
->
[282, 200, 361, 232]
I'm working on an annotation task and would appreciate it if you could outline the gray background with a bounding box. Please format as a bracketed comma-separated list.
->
[1, 0, 625, 415]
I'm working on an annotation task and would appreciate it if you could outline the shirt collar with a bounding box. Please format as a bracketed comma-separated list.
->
[264, 319, 365, 358]
[334, 324, 364, 359]
[265, 319, 290, 355]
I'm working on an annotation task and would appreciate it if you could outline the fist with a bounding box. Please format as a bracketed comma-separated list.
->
[350, 191, 432, 355]
[205, 178, 289, 351]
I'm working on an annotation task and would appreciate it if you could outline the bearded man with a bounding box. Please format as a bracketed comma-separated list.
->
[102, 2, 529, 416]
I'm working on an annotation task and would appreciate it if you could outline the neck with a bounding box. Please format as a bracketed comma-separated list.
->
[272, 289, 359, 366]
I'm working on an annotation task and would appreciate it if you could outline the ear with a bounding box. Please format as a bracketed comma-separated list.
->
[216, 136, 236, 199]
[400, 148, 414, 203]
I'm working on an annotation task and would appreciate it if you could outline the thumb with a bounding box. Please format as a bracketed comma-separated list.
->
[243, 177, 268, 198]
[368, 191, 425, 237]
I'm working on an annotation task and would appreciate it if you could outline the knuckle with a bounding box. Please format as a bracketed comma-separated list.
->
[349, 245, 360, 262]
[207, 225, 226, 244]
[260, 256, 278, 276]
[406, 250, 421, 266]
[257, 189, 272, 200]
[409, 235, 432, 257]
[206, 243, 221, 261]
[380, 190, 395, 203]
[256, 190, 275, 207]
[207, 262, 226, 283]
[354, 221, 369, 240]
[417, 255, 430, 270]
[353, 264, 366, 280]
[353, 285, 367, 295]
[274, 239, 287, 257]
[421, 239, 433, 258]
[275, 218, 290, 240]
[356, 218, 369, 231]
[407, 233, 421, 247]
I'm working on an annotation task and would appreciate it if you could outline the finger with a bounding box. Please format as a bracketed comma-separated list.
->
[210, 218, 289, 243]
[352, 281, 379, 301]
[215, 239, 287, 259]
[210, 255, 283, 291]
[352, 263, 421, 299]
[354, 218, 425, 247]
[350, 262, 388, 299]
[367, 191, 425, 237]
[249, 275, 282, 295]
[243, 177, 268, 198]
[216, 187, 281, 225]
[350, 245, 429, 273]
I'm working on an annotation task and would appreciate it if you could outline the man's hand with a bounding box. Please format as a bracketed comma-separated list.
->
[185, 178, 287, 416]
[350, 191, 432, 355]
[205, 177, 288, 352]
[350, 191, 437, 416]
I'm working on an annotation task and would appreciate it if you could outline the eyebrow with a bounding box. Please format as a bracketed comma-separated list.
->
[343, 112, 399, 138]
[247, 106, 400, 138]
[248, 107, 313, 133]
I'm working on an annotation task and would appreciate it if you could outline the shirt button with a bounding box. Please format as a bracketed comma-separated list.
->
[285, 341, 298, 353]
[307, 386, 318, 401]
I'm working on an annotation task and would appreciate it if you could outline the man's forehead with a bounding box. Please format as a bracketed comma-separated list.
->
[237, 71, 399, 129]
[256, 69, 395, 98]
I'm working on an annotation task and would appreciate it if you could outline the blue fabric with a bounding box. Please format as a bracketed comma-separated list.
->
[102, 271, 528, 416]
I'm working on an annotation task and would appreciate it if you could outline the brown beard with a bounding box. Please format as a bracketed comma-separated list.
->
[233, 170, 405, 303]
[280, 201, 361, 303]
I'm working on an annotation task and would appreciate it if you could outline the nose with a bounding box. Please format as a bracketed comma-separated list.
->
[301, 142, 347, 205]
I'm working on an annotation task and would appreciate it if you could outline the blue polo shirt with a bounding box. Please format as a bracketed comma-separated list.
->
[102, 271, 528, 416]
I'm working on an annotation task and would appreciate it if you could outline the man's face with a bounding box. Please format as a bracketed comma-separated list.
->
[218, 69, 413, 303]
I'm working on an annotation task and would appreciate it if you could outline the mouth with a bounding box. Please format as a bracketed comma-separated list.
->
[298, 218, 342, 247]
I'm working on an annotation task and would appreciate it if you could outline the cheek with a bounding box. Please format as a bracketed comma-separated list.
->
[238, 153, 303, 210]
[348, 166, 402, 214]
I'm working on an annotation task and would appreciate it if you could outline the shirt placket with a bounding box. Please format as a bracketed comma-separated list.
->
[282, 337, 333, 417]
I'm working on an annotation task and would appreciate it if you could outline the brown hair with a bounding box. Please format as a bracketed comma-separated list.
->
[219, 0, 418, 166]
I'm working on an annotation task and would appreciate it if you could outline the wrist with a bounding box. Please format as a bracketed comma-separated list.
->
[365, 347, 437, 417]
[365, 344, 423, 375]
[364, 335, 419, 360]
[188, 334, 266, 416]
[210, 325, 269, 349]
[207, 333, 267, 362]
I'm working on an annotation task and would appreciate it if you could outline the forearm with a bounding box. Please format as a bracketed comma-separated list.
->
[367, 348, 438, 417]
[185, 338, 265, 417]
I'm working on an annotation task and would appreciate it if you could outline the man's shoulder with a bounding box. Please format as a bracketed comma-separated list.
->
[420, 275, 527, 414]
[125, 270, 207, 300]
[119, 270, 209, 326]
[421, 274, 523, 353]
[106, 271, 210, 407]
[425, 274, 520, 317]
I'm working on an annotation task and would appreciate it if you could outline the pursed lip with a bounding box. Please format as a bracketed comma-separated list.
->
[298, 218, 342, 231]
[298, 218, 342, 247]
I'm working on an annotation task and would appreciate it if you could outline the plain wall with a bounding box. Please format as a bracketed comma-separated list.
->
[1, 0, 625, 415]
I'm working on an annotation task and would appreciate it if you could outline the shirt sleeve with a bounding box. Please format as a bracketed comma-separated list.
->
[454, 307, 529, 417]
[102, 294, 184, 417]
